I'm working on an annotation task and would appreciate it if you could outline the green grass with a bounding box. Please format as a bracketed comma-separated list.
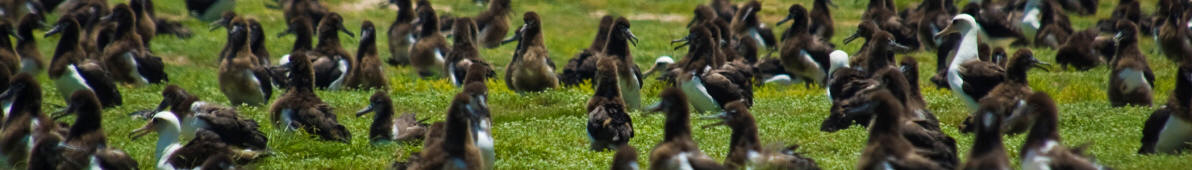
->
[17, 0, 1192, 169]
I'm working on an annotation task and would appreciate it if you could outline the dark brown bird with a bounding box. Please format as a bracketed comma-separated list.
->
[445, 18, 492, 87]
[808, 0, 835, 41]
[777, 4, 838, 86]
[130, 0, 156, 48]
[0, 20, 17, 74]
[147, 85, 269, 150]
[0, 73, 61, 167]
[600, 17, 642, 110]
[356, 91, 428, 143]
[587, 57, 633, 151]
[99, 4, 167, 84]
[611, 145, 639, 170]
[407, 93, 487, 170]
[960, 104, 1010, 170]
[1138, 61, 1192, 154]
[218, 16, 273, 106]
[14, 14, 45, 74]
[386, 0, 416, 66]
[559, 15, 614, 87]
[268, 52, 351, 143]
[1019, 92, 1108, 169]
[46, 14, 122, 108]
[410, 4, 450, 78]
[474, 0, 512, 49]
[710, 101, 820, 170]
[971, 49, 1049, 134]
[1158, 4, 1192, 62]
[312, 13, 355, 90]
[505, 12, 559, 92]
[849, 90, 948, 170]
[282, 0, 328, 27]
[129, 113, 263, 169]
[1108, 21, 1154, 107]
[646, 88, 726, 170]
[45, 90, 138, 170]
[1055, 29, 1105, 71]
[345, 20, 388, 89]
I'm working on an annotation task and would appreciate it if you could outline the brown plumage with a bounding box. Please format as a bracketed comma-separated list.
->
[852, 90, 948, 170]
[611, 145, 639, 170]
[0, 73, 61, 167]
[808, 0, 835, 41]
[646, 88, 726, 170]
[713, 101, 820, 170]
[100, 4, 168, 84]
[445, 18, 492, 87]
[961, 104, 1010, 170]
[973, 49, 1049, 134]
[408, 93, 486, 170]
[474, 0, 512, 48]
[560, 15, 613, 87]
[282, 0, 328, 26]
[248, 18, 271, 66]
[46, 14, 123, 108]
[587, 57, 633, 151]
[1158, 4, 1192, 62]
[386, 0, 416, 65]
[1108, 21, 1154, 107]
[601, 17, 642, 110]
[0, 20, 17, 74]
[15, 14, 45, 74]
[410, 4, 450, 78]
[357, 91, 428, 143]
[152, 85, 269, 150]
[778, 4, 834, 85]
[1020, 92, 1107, 169]
[1055, 29, 1104, 71]
[219, 17, 273, 106]
[506, 12, 559, 92]
[346, 20, 388, 89]
[1139, 62, 1192, 154]
[130, 0, 156, 48]
[312, 13, 355, 89]
[269, 52, 351, 143]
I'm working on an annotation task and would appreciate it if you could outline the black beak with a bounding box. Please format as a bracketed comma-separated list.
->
[339, 25, 355, 38]
[777, 15, 793, 25]
[887, 40, 911, 51]
[355, 103, 375, 117]
[843, 32, 860, 44]
[52, 103, 79, 120]
[209, 18, 229, 31]
[626, 29, 639, 47]
[43, 23, 63, 37]
[672, 36, 690, 50]
[0, 86, 16, 101]
[276, 27, 294, 38]
[686, 19, 696, 28]
[1032, 58, 1052, 72]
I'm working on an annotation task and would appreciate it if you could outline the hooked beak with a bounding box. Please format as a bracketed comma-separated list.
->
[0, 87, 14, 101]
[339, 25, 355, 38]
[128, 121, 155, 140]
[1113, 32, 1124, 44]
[52, 102, 79, 120]
[698, 112, 729, 129]
[934, 22, 959, 40]
[626, 29, 639, 47]
[644, 102, 665, 113]
[1032, 59, 1052, 72]
[276, 27, 294, 38]
[843, 32, 860, 44]
[686, 19, 696, 28]
[501, 25, 524, 44]
[209, 18, 229, 31]
[887, 40, 912, 51]
[777, 15, 794, 25]
[356, 104, 375, 117]
[672, 36, 690, 50]
[43, 23, 63, 37]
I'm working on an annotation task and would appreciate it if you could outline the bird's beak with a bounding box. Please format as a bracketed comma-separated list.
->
[356, 104, 375, 117]
[626, 29, 639, 47]
[340, 24, 355, 38]
[151, 98, 170, 113]
[777, 15, 794, 25]
[1032, 58, 1052, 72]
[43, 23, 63, 37]
[128, 120, 155, 140]
[644, 102, 665, 113]
[672, 36, 690, 50]
[51, 102, 79, 120]
[276, 27, 294, 38]
[887, 40, 911, 51]
[843, 31, 860, 44]
[934, 22, 960, 40]
[209, 18, 228, 31]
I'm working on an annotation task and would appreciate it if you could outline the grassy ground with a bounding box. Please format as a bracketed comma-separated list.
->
[19, 0, 1192, 169]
